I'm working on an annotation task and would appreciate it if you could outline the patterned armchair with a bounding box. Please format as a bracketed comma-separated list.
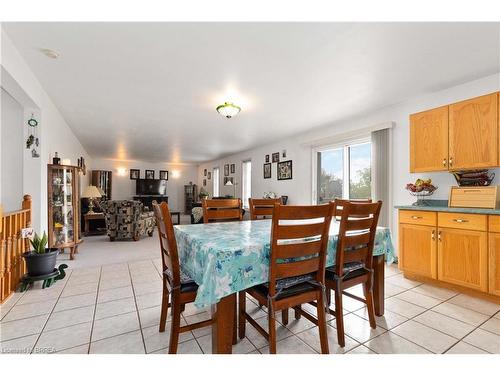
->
[102, 200, 155, 241]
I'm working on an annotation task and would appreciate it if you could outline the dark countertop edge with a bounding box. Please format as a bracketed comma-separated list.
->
[395, 205, 500, 215]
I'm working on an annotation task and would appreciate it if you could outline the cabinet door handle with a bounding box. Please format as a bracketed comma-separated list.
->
[453, 219, 469, 223]
[438, 231, 442, 241]
[442, 158, 447, 167]
[431, 230, 435, 240]
[449, 157, 453, 167]
[411, 215, 423, 220]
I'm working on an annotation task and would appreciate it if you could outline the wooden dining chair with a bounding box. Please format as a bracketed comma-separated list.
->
[322, 200, 382, 347]
[202, 198, 243, 223]
[333, 198, 372, 219]
[248, 198, 281, 220]
[153, 201, 212, 354]
[238, 202, 335, 354]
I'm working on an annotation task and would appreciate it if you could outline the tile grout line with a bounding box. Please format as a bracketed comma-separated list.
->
[382, 291, 475, 354]
[128, 260, 148, 354]
[28, 270, 74, 354]
[86, 265, 103, 354]
[443, 309, 500, 354]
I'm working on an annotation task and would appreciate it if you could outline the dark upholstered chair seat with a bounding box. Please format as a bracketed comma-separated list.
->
[164, 269, 198, 293]
[325, 261, 368, 280]
[251, 273, 317, 301]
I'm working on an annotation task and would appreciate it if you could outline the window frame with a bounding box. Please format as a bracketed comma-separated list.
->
[241, 159, 252, 208]
[311, 137, 371, 204]
[212, 167, 220, 197]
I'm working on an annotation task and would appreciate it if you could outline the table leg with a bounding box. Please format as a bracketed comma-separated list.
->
[373, 254, 385, 316]
[211, 293, 236, 354]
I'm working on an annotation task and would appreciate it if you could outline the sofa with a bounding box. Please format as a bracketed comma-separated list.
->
[102, 200, 155, 241]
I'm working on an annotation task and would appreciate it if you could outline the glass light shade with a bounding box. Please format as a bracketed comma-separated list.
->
[216, 102, 241, 118]
[81, 185, 102, 198]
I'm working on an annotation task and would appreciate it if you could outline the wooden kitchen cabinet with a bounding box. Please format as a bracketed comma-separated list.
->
[488, 233, 500, 296]
[410, 106, 449, 172]
[448, 92, 498, 170]
[437, 227, 488, 292]
[399, 223, 437, 279]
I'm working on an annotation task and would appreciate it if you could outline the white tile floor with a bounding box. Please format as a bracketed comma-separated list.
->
[1, 228, 499, 354]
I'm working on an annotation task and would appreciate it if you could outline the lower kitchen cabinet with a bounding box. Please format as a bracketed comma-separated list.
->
[399, 224, 437, 278]
[437, 228, 488, 292]
[489, 233, 500, 296]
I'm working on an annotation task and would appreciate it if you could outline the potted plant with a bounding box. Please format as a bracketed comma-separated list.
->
[199, 187, 209, 200]
[22, 232, 59, 276]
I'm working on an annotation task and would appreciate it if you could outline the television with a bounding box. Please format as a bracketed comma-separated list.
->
[136, 179, 167, 196]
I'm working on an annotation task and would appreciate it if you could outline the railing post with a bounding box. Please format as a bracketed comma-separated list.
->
[22, 195, 32, 276]
[0, 239, 5, 302]
[5, 237, 12, 299]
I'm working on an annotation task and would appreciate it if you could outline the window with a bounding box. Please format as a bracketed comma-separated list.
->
[315, 141, 371, 204]
[213, 167, 220, 197]
[242, 160, 252, 208]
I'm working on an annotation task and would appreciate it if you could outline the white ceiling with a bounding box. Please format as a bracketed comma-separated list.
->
[3, 22, 500, 163]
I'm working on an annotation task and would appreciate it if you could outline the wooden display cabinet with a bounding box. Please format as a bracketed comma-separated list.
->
[47, 164, 82, 260]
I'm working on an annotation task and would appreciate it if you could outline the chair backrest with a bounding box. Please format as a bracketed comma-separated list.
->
[268, 202, 335, 297]
[333, 199, 372, 220]
[334, 200, 382, 277]
[249, 198, 282, 220]
[202, 198, 243, 223]
[152, 202, 181, 286]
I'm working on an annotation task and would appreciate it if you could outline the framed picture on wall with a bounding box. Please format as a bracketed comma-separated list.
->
[203, 179, 207, 186]
[204, 169, 207, 176]
[207, 172, 211, 180]
[130, 169, 140, 180]
[224, 176, 234, 185]
[263, 163, 271, 179]
[224, 164, 229, 176]
[230, 164, 235, 173]
[277, 160, 292, 180]
[272, 152, 280, 163]
[159, 170, 168, 180]
[145, 170, 155, 179]
[265, 154, 270, 163]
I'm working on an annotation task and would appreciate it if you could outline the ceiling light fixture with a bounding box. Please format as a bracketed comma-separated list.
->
[40, 48, 60, 59]
[216, 102, 241, 118]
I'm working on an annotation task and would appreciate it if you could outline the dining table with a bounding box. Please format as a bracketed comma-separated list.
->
[174, 219, 395, 353]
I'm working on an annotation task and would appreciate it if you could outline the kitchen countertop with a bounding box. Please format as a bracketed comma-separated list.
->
[395, 199, 500, 215]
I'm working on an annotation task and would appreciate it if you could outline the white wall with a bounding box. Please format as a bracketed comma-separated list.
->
[198, 73, 500, 255]
[1, 88, 24, 212]
[91, 158, 198, 213]
[1, 29, 92, 231]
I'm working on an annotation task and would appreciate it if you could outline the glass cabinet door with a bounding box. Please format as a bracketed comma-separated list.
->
[51, 166, 74, 246]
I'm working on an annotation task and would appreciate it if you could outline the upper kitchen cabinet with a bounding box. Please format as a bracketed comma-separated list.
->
[449, 93, 498, 170]
[410, 106, 449, 172]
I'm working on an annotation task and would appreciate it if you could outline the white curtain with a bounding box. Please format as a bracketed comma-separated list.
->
[371, 128, 391, 227]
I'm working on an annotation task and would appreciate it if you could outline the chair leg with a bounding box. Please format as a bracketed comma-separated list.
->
[326, 287, 332, 307]
[268, 304, 277, 354]
[316, 291, 330, 354]
[334, 283, 345, 348]
[363, 282, 377, 329]
[159, 281, 169, 332]
[294, 305, 301, 320]
[238, 291, 246, 339]
[168, 292, 181, 354]
[281, 308, 289, 326]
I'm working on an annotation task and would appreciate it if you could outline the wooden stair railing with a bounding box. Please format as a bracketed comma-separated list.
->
[1, 195, 32, 303]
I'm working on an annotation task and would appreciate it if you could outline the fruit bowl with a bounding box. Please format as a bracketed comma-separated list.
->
[406, 179, 437, 206]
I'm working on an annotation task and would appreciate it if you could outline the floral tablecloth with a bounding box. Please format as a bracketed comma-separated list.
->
[174, 220, 395, 308]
